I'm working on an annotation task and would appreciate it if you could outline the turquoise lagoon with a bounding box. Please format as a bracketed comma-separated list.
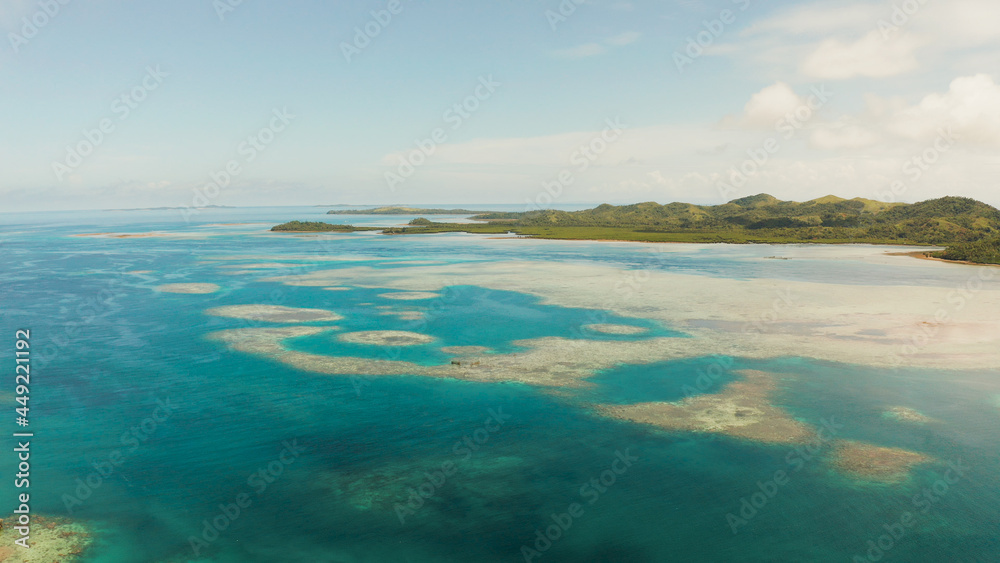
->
[0, 206, 998, 562]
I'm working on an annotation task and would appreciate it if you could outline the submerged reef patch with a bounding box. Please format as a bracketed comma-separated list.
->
[0, 515, 92, 562]
[337, 331, 435, 347]
[883, 406, 936, 424]
[831, 440, 932, 483]
[596, 370, 814, 444]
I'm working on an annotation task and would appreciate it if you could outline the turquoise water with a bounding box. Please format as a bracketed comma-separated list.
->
[1, 208, 999, 562]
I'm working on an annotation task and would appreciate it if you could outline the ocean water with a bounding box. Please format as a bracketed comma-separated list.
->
[1, 207, 998, 562]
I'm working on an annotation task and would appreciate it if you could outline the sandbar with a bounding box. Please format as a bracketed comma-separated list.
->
[206, 305, 342, 323]
[378, 291, 441, 301]
[584, 324, 650, 335]
[156, 283, 221, 294]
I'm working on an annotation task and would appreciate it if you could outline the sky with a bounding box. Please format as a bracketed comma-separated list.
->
[2, 0, 1000, 212]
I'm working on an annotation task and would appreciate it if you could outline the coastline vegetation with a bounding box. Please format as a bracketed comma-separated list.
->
[276, 195, 1000, 265]
[270, 221, 378, 232]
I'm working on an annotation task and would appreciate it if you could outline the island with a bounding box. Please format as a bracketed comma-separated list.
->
[270, 221, 380, 233]
[275, 195, 1000, 265]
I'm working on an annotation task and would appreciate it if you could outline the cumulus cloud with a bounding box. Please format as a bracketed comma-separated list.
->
[801, 31, 924, 80]
[712, 0, 1000, 81]
[801, 74, 1000, 153]
[738, 82, 808, 127]
[886, 74, 1000, 146]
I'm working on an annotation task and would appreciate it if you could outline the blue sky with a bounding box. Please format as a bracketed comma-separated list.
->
[2, 0, 999, 211]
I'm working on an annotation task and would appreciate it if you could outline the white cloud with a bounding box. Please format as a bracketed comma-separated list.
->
[551, 31, 641, 58]
[887, 74, 1000, 146]
[801, 31, 924, 80]
[737, 82, 809, 127]
[713, 0, 1000, 81]
[810, 123, 881, 150]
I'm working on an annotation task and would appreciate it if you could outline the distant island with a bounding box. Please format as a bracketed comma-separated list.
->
[275, 195, 1000, 265]
[327, 206, 488, 215]
[270, 221, 378, 232]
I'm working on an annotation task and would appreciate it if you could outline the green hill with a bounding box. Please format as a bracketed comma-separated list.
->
[277, 195, 1000, 265]
[468, 195, 998, 246]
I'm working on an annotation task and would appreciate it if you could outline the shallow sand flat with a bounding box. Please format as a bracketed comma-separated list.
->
[208, 326, 334, 355]
[208, 327, 718, 386]
[831, 440, 932, 482]
[596, 370, 815, 444]
[156, 283, 221, 294]
[584, 324, 650, 335]
[337, 331, 434, 346]
[378, 291, 442, 300]
[262, 259, 1000, 370]
[323, 287, 352, 291]
[0, 515, 92, 562]
[205, 305, 343, 323]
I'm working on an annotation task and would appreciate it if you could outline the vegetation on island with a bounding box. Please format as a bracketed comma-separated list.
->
[270, 221, 377, 232]
[928, 236, 1000, 265]
[275, 195, 1000, 265]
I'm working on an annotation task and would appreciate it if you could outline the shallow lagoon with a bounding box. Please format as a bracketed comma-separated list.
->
[1, 207, 998, 562]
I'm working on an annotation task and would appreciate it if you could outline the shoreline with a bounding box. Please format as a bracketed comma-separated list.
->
[887, 250, 1000, 268]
